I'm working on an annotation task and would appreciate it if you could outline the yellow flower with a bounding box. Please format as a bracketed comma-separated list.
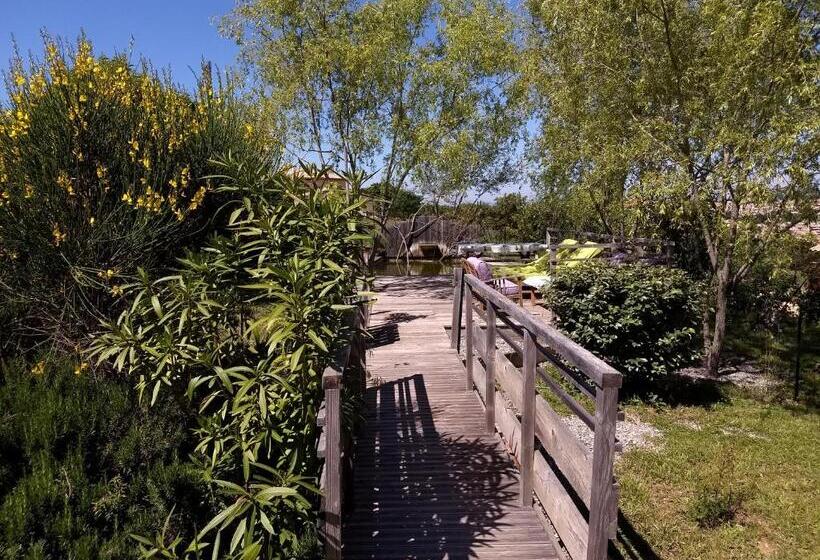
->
[79, 93, 88, 103]
[88, 216, 96, 226]
[14, 74, 25, 87]
[24, 184, 34, 198]
[188, 185, 207, 211]
[57, 171, 74, 195]
[121, 191, 133, 204]
[74, 362, 89, 376]
[31, 360, 46, 376]
[110, 284, 124, 296]
[52, 224, 67, 246]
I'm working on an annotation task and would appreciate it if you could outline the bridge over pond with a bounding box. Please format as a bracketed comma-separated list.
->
[317, 274, 622, 560]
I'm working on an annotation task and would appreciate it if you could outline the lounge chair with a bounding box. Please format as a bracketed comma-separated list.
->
[463, 256, 526, 306]
[513, 241, 604, 291]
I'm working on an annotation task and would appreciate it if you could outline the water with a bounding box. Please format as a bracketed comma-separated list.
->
[370, 257, 526, 277]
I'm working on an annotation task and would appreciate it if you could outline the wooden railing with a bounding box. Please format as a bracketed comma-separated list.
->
[317, 303, 368, 560]
[452, 268, 622, 560]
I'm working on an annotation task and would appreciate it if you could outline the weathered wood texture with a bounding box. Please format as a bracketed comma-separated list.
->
[343, 276, 557, 560]
[463, 277, 622, 560]
[319, 306, 367, 560]
[383, 216, 480, 258]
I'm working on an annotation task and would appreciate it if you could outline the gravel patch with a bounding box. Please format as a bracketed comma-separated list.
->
[677, 361, 777, 389]
[562, 414, 662, 457]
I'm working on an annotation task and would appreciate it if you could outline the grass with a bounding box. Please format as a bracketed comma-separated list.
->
[529, 318, 820, 560]
[726, 316, 820, 406]
[615, 386, 819, 560]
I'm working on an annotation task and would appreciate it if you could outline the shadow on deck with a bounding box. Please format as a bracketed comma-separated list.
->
[344, 374, 551, 559]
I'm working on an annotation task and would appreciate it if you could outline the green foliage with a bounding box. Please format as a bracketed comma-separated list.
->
[617, 389, 818, 559]
[0, 36, 263, 354]
[547, 263, 701, 389]
[223, 0, 524, 225]
[364, 182, 424, 219]
[89, 160, 366, 558]
[689, 483, 746, 529]
[0, 358, 211, 560]
[526, 0, 819, 372]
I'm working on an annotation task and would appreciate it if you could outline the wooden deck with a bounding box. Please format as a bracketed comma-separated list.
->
[342, 276, 558, 559]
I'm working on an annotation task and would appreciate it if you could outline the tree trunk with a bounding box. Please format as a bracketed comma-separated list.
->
[704, 265, 730, 376]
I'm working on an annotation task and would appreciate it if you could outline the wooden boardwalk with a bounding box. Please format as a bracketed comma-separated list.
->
[342, 276, 558, 559]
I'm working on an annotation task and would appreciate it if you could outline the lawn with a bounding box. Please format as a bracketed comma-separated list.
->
[614, 320, 820, 560]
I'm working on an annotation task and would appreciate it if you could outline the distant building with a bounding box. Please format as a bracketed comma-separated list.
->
[283, 166, 350, 190]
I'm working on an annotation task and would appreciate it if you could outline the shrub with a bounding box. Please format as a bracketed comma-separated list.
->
[0, 35, 263, 354]
[88, 159, 367, 558]
[546, 262, 701, 390]
[0, 358, 213, 559]
[688, 485, 746, 529]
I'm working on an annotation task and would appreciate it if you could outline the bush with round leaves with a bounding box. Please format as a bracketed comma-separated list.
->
[546, 262, 702, 391]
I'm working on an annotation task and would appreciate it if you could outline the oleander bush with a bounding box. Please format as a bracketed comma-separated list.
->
[0, 35, 262, 355]
[0, 357, 212, 560]
[546, 262, 702, 391]
[89, 156, 367, 558]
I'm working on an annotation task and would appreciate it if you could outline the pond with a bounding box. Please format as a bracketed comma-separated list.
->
[371, 257, 528, 277]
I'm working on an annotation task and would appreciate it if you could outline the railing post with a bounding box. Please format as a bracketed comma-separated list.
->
[587, 384, 619, 560]
[484, 302, 496, 433]
[465, 287, 474, 391]
[451, 267, 464, 351]
[519, 330, 536, 506]
[549, 245, 558, 273]
[322, 369, 343, 560]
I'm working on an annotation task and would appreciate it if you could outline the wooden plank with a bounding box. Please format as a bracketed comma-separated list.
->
[317, 401, 326, 427]
[495, 352, 594, 507]
[496, 352, 522, 405]
[520, 331, 536, 506]
[465, 287, 475, 391]
[587, 385, 619, 560]
[534, 451, 589, 560]
[477, 360, 589, 560]
[537, 366, 596, 430]
[322, 369, 342, 560]
[344, 276, 558, 560]
[485, 302, 497, 434]
[473, 323, 486, 357]
[465, 275, 622, 389]
[451, 267, 464, 350]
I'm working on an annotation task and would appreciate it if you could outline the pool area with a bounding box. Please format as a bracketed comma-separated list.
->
[371, 257, 529, 277]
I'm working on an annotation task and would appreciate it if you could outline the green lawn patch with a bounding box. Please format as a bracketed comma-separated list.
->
[616, 386, 819, 560]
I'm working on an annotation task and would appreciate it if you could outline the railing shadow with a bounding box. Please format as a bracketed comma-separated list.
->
[345, 374, 520, 559]
[611, 511, 662, 560]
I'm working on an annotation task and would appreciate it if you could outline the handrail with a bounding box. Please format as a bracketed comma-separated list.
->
[465, 274, 621, 388]
[453, 269, 622, 560]
[317, 302, 368, 560]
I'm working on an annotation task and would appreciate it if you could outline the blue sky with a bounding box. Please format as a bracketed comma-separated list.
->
[0, 0, 239, 92]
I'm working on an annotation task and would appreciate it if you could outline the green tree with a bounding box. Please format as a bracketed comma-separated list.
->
[527, 0, 819, 374]
[221, 0, 523, 239]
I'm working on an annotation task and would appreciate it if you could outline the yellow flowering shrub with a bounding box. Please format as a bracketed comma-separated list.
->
[0, 36, 268, 352]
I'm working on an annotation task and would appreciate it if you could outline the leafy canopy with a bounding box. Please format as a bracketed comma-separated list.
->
[223, 0, 524, 220]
